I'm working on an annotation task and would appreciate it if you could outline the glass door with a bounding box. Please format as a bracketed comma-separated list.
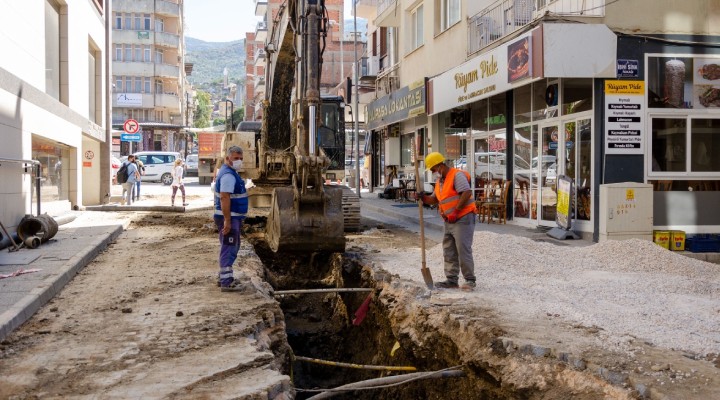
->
[539, 123, 560, 225]
[563, 117, 592, 224]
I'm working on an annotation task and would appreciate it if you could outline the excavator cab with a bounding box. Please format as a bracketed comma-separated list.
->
[259, 0, 347, 253]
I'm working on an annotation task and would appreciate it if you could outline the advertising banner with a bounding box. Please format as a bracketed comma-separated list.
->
[604, 80, 645, 154]
[556, 175, 573, 230]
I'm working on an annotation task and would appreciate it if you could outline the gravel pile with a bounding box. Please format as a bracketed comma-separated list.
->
[379, 232, 720, 356]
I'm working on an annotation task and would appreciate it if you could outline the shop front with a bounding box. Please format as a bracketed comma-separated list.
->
[612, 36, 720, 234]
[428, 23, 616, 234]
[366, 80, 426, 193]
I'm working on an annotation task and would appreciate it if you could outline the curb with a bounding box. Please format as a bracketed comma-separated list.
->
[0, 224, 125, 341]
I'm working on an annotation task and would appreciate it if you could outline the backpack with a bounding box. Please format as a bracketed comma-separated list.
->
[117, 163, 129, 184]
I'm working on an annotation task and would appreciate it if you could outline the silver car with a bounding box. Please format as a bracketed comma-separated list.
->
[185, 154, 198, 176]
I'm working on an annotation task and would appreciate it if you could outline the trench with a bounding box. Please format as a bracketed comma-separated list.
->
[242, 217, 513, 400]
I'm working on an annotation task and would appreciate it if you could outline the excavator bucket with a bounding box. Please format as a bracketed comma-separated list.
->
[266, 185, 346, 253]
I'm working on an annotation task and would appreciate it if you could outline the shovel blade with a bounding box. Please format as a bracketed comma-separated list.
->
[421, 266, 434, 290]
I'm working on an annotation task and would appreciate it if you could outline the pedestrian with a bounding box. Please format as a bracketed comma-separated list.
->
[214, 146, 248, 292]
[361, 152, 371, 189]
[170, 158, 187, 207]
[133, 157, 145, 202]
[121, 154, 140, 206]
[418, 152, 477, 290]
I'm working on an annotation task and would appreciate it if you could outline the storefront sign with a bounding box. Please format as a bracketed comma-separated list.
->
[429, 33, 533, 115]
[604, 80, 645, 154]
[617, 59, 639, 78]
[556, 175, 573, 230]
[138, 31, 150, 39]
[366, 80, 425, 130]
[116, 93, 143, 106]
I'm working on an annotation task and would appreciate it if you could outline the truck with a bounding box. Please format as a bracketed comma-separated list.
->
[197, 130, 224, 185]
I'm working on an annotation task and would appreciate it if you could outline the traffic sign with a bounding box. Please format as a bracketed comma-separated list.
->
[123, 119, 140, 134]
[121, 133, 142, 142]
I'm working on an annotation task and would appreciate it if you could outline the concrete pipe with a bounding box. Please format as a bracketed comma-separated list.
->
[24, 236, 40, 249]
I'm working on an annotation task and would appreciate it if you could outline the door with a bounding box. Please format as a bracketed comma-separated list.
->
[538, 123, 560, 225]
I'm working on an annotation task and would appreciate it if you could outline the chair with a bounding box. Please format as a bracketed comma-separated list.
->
[480, 180, 511, 224]
[475, 181, 499, 223]
[403, 179, 417, 201]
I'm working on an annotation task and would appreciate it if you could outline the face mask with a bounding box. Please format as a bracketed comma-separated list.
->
[432, 171, 441, 181]
[232, 159, 243, 170]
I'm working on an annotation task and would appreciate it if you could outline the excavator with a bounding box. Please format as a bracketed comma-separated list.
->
[246, 0, 357, 253]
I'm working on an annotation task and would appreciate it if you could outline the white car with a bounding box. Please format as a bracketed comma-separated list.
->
[185, 154, 198, 176]
[133, 151, 182, 185]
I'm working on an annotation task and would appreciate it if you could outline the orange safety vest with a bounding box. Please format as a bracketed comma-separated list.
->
[434, 168, 477, 218]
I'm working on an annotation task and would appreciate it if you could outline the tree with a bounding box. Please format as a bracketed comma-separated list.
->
[232, 108, 244, 125]
[193, 90, 212, 128]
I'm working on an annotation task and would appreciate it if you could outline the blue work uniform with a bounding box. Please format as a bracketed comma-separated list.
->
[213, 164, 248, 286]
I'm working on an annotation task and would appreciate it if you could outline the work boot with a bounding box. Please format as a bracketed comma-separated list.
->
[220, 279, 247, 293]
[460, 281, 476, 291]
[435, 280, 459, 289]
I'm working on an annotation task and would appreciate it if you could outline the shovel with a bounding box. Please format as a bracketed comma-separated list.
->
[414, 159, 434, 290]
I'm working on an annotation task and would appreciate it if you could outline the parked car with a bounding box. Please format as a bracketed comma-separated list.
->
[185, 154, 198, 176]
[111, 156, 121, 184]
[132, 151, 182, 185]
[514, 155, 557, 185]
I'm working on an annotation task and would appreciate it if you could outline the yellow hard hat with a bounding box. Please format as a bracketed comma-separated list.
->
[425, 152, 445, 170]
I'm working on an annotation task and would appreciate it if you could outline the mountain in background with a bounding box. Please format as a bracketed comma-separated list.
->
[185, 37, 245, 87]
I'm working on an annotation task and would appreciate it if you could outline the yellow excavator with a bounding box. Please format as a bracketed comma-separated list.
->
[251, 0, 352, 253]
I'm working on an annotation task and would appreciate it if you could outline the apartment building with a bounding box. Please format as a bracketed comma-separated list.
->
[357, 0, 720, 239]
[111, 0, 186, 156]
[0, 0, 110, 232]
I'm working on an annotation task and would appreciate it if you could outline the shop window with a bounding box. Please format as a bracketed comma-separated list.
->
[488, 92, 506, 131]
[647, 56, 694, 109]
[531, 80, 558, 121]
[400, 133, 413, 167]
[562, 78, 592, 115]
[651, 118, 686, 172]
[471, 98, 488, 132]
[514, 84, 531, 124]
[691, 118, 720, 172]
[416, 127, 426, 157]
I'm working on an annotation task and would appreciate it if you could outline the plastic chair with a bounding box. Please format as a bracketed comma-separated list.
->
[480, 180, 511, 224]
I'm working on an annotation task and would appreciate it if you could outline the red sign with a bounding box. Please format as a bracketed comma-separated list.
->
[83, 161, 92, 167]
[123, 119, 140, 134]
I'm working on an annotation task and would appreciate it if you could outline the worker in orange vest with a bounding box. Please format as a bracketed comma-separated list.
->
[419, 152, 476, 291]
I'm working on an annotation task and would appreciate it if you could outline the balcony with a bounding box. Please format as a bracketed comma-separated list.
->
[255, 21, 268, 43]
[113, 62, 154, 77]
[468, 0, 605, 55]
[155, 31, 180, 48]
[156, 63, 180, 79]
[156, 0, 180, 17]
[156, 93, 180, 110]
[255, 0, 267, 17]
[254, 48, 266, 67]
[254, 76, 266, 91]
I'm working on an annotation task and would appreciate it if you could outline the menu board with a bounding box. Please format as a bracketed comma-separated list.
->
[605, 80, 645, 155]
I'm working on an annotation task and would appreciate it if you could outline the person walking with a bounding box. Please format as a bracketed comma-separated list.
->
[121, 154, 140, 206]
[361, 152, 371, 189]
[214, 146, 249, 292]
[170, 158, 187, 207]
[419, 152, 477, 290]
[133, 158, 145, 202]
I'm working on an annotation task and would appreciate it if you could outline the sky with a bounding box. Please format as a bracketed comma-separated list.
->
[184, 0, 355, 42]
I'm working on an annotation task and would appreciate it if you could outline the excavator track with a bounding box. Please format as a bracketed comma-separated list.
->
[340, 186, 360, 232]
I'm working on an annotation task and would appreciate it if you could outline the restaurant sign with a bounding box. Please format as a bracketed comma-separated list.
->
[366, 80, 425, 130]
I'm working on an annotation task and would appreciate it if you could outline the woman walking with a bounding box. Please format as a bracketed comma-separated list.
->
[171, 158, 188, 206]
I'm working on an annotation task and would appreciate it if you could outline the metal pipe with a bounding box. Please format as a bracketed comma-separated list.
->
[273, 287, 374, 295]
[305, 1, 321, 156]
[294, 356, 416, 372]
[309, 104, 316, 155]
[0, 158, 41, 216]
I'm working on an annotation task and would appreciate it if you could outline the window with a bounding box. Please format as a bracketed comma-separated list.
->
[155, 17, 164, 33]
[562, 78, 592, 115]
[400, 133, 413, 166]
[155, 80, 163, 95]
[125, 76, 131, 92]
[144, 46, 151, 62]
[124, 45, 132, 61]
[144, 14, 151, 30]
[134, 15, 141, 30]
[155, 49, 164, 64]
[115, 76, 122, 92]
[144, 77, 151, 93]
[691, 119, 720, 172]
[651, 118, 686, 172]
[134, 77, 142, 93]
[88, 43, 101, 123]
[115, 45, 122, 61]
[114, 13, 122, 29]
[134, 45, 141, 62]
[410, 5, 424, 51]
[437, 0, 460, 32]
[45, 0, 60, 100]
[124, 13, 131, 30]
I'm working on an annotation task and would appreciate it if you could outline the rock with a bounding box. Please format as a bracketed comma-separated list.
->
[49, 307, 58, 312]
[651, 364, 670, 371]
[176, 311, 184, 317]
[121, 308, 132, 313]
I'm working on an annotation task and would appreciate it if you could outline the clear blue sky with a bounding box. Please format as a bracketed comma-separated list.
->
[184, 0, 355, 42]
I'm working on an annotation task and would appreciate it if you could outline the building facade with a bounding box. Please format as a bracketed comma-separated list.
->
[0, 0, 110, 232]
[359, 0, 720, 239]
[111, 0, 186, 156]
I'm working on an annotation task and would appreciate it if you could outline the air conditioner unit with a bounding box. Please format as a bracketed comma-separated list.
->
[368, 55, 380, 76]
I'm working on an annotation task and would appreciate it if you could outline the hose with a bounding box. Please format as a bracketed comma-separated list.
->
[293, 356, 417, 372]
